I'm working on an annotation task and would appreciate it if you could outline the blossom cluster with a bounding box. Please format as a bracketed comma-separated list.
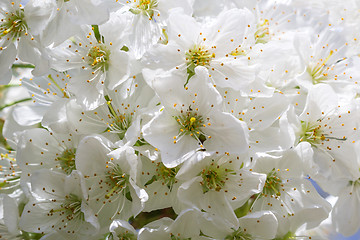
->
[1, 0, 360, 239]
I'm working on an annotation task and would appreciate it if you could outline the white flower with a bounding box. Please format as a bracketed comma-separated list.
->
[176, 152, 266, 226]
[0, 0, 49, 84]
[325, 142, 360, 236]
[138, 208, 208, 240]
[75, 135, 148, 228]
[295, 29, 355, 94]
[19, 170, 100, 238]
[143, 67, 249, 167]
[143, 8, 256, 91]
[199, 210, 278, 240]
[294, 84, 359, 182]
[115, 0, 193, 58]
[139, 152, 183, 213]
[108, 219, 137, 240]
[251, 149, 332, 237]
[16, 128, 80, 187]
[50, 23, 131, 110]
[65, 76, 157, 145]
[0, 148, 20, 194]
[32, 0, 114, 47]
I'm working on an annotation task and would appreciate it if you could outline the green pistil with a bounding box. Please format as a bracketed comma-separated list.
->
[255, 19, 270, 44]
[0, 9, 28, 40]
[200, 160, 234, 193]
[87, 44, 110, 71]
[225, 228, 253, 240]
[174, 109, 206, 144]
[105, 164, 129, 199]
[262, 169, 282, 196]
[50, 193, 84, 221]
[156, 162, 179, 190]
[56, 148, 76, 175]
[129, 0, 158, 19]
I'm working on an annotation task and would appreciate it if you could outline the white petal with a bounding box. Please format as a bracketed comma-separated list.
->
[12, 105, 46, 126]
[143, 111, 198, 168]
[30, 169, 66, 199]
[205, 112, 249, 156]
[333, 187, 360, 236]
[238, 211, 278, 239]
[107, 51, 130, 89]
[0, 43, 16, 85]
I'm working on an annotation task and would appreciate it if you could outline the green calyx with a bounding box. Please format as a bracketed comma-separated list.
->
[0, 9, 28, 40]
[200, 160, 235, 193]
[87, 44, 110, 71]
[262, 168, 282, 196]
[129, 0, 158, 19]
[56, 148, 76, 175]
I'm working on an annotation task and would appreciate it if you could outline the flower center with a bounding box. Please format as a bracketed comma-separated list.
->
[0, 153, 21, 192]
[87, 44, 110, 71]
[105, 164, 129, 199]
[129, 0, 158, 19]
[156, 162, 179, 190]
[262, 169, 282, 196]
[299, 121, 325, 146]
[186, 45, 215, 67]
[55, 148, 76, 175]
[49, 193, 84, 221]
[115, 232, 137, 240]
[299, 120, 346, 146]
[307, 50, 334, 85]
[200, 160, 234, 193]
[174, 108, 207, 145]
[105, 99, 133, 139]
[185, 45, 215, 83]
[255, 19, 270, 44]
[225, 228, 253, 240]
[0, 9, 28, 39]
